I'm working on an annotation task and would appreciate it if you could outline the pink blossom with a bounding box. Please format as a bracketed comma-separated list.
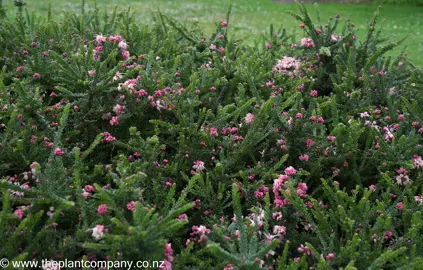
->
[415, 195, 422, 206]
[110, 116, 119, 126]
[209, 127, 218, 137]
[103, 132, 116, 142]
[88, 70, 96, 76]
[109, 35, 122, 42]
[192, 160, 205, 172]
[127, 201, 136, 211]
[33, 73, 40, 79]
[224, 264, 234, 270]
[14, 209, 24, 219]
[326, 253, 335, 260]
[178, 214, 189, 221]
[244, 113, 255, 124]
[121, 50, 130, 61]
[97, 204, 108, 215]
[273, 225, 287, 238]
[92, 224, 105, 240]
[360, 112, 370, 118]
[284, 166, 297, 176]
[118, 40, 128, 50]
[54, 148, 64, 156]
[413, 155, 423, 169]
[163, 243, 174, 262]
[306, 139, 315, 149]
[299, 154, 309, 161]
[310, 90, 318, 97]
[396, 174, 410, 186]
[395, 201, 404, 211]
[272, 56, 301, 77]
[300, 38, 315, 48]
[95, 34, 107, 44]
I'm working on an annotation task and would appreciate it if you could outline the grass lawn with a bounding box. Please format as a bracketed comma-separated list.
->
[3, 0, 423, 67]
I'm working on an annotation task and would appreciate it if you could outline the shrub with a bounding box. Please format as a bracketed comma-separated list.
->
[0, 0, 422, 269]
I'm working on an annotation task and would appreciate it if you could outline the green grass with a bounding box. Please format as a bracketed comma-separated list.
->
[3, 0, 423, 67]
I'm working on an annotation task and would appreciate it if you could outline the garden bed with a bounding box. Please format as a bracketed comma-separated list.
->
[0, 0, 423, 269]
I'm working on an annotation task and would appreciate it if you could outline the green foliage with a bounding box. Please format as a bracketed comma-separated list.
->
[0, 0, 422, 268]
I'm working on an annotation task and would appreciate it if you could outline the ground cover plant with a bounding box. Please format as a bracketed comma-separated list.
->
[1, 0, 423, 269]
[3, 0, 423, 68]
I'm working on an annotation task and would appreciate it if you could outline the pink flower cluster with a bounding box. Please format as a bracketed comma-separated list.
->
[103, 132, 116, 142]
[300, 37, 315, 48]
[272, 56, 301, 78]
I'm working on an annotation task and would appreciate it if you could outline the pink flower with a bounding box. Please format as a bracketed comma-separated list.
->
[209, 44, 217, 50]
[327, 136, 336, 143]
[84, 185, 95, 192]
[163, 243, 174, 262]
[221, 21, 228, 27]
[360, 112, 370, 118]
[33, 73, 40, 79]
[224, 264, 234, 270]
[299, 154, 309, 161]
[97, 204, 108, 215]
[296, 113, 303, 119]
[178, 214, 189, 222]
[92, 224, 105, 240]
[272, 56, 301, 77]
[118, 40, 128, 50]
[121, 50, 130, 61]
[192, 160, 205, 172]
[395, 201, 404, 211]
[209, 127, 218, 137]
[54, 148, 64, 156]
[413, 155, 423, 168]
[326, 253, 335, 260]
[127, 201, 136, 211]
[284, 166, 297, 176]
[88, 70, 96, 76]
[14, 209, 24, 219]
[331, 34, 340, 42]
[103, 132, 116, 142]
[396, 174, 410, 186]
[109, 35, 122, 42]
[95, 34, 107, 44]
[244, 113, 255, 124]
[415, 195, 422, 206]
[306, 139, 315, 149]
[310, 90, 318, 97]
[110, 116, 119, 126]
[300, 38, 315, 48]
[273, 225, 287, 238]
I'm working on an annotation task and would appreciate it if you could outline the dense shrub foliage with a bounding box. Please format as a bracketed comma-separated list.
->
[1, 0, 423, 269]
